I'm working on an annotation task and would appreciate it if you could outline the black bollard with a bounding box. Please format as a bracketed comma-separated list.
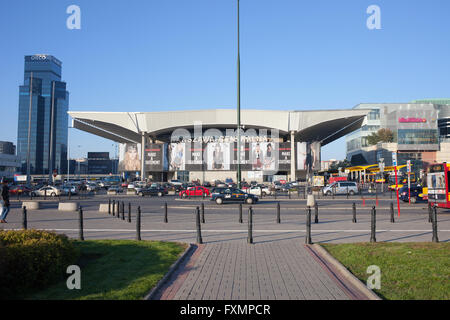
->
[201, 202, 205, 224]
[22, 206, 28, 230]
[428, 203, 432, 223]
[195, 206, 203, 244]
[277, 201, 281, 224]
[347, 186, 349, 199]
[136, 206, 141, 241]
[128, 202, 131, 223]
[117, 202, 121, 219]
[69, 190, 71, 200]
[352, 202, 357, 223]
[164, 202, 168, 223]
[314, 202, 319, 224]
[370, 206, 376, 243]
[247, 206, 253, 244]
[108, 198, 111, 215]
[432, 206, 439, 243]
[306, 206, 312, 244]
[44, 189, 47, 200]
[288, 190, 291, 199]
[390, 202, 395, 223]
[239, 203, 243, 224]
[121, 202, 125, 220]
[78, 206, 84, 241]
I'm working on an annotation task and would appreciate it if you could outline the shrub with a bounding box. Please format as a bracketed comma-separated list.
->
[0, 230, 80, 298]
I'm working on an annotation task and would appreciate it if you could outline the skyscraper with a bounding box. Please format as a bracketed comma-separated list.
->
[17, 54, 69, 176]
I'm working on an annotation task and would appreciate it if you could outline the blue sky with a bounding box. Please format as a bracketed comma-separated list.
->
[1, 0, 449, 160]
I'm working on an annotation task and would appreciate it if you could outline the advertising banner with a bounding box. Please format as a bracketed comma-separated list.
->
[118, 143, 141, 172]
[186, 142, 205, 171]
[297, 142, 307, 170]
[168, 142, 186, 171]
[206, 142, 231, 171]
[250, 142, 277, 172]
[278, 142, 291, 171]
[144, 144, 164, 172]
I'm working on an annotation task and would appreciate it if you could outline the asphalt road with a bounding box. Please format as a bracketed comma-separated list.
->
[3, 192, 449, 243]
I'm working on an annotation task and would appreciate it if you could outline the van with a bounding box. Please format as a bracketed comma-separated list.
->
[323, 181, 358, 196]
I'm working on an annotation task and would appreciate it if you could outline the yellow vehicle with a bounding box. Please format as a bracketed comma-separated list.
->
[388, 173, 416, 190]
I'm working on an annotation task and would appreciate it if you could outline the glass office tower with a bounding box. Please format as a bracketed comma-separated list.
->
[17, 55, 69, 175]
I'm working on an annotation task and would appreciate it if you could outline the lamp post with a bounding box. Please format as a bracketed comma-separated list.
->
[26, 72, 33, 185]
[236, 0, 242, 189]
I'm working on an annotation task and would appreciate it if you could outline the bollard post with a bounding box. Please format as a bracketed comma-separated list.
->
[195, 206, 203, 244]
[277, 201, 281, 224]
[201, 202, 205, 224]
[432, 206, 439, 243]
[239, 203, 243, 224]
[22, 206, 28, 230]
[44, 189, 47, 200]
[78, 206, 84, 241]
[306, 206, 312, 244]
[128, 202, 131, 223]
[352, 202, 357, 223]
[288, 190, 291, 199]
[121, 202, 125, 220]
[136, 206, 141, 241]
[274, 191, 277, 200]
[164, 202, 168, 223]
[390, 202, 395, 223]
[117, 202, 121, 219]
[428, 203, 432, 223]
[69, 190, 71, 200]
[347, 186, 349, 199]
[108, 198, 111, 215]
[112, 200, 116, 216]
[314, 202, 319, 224]
[370, 206, 376, 243]
[247, 206, 253, 244]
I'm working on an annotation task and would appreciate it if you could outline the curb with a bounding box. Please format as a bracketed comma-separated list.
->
[312, 244, 381, 300]
[143, 243, 196, 300]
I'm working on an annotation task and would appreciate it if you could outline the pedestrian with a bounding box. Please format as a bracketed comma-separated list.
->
[1, 180, 10, 223]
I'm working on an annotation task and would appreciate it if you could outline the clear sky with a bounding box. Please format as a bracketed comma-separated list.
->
[1, 0, 450, 160]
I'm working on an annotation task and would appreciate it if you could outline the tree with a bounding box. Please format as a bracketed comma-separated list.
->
[367, 128, 394, 145]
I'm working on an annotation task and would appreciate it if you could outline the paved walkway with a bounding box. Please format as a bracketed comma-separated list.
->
[152, 240, 367, 300]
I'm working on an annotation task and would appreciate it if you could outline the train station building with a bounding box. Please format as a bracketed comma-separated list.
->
[68, 108, 369, 183]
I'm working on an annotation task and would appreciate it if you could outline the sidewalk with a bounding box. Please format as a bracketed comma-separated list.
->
[151, 240, 371, 300]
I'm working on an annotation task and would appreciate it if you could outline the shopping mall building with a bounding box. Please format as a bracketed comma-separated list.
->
[345, 100, 450, 177]
[68, 109, 369, 183]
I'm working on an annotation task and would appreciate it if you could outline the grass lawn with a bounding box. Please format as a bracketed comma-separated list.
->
[27, 240, 187, 300]
[321, 242, 450, 300]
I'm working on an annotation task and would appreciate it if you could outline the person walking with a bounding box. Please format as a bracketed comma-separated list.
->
[1, 180, 10, 223]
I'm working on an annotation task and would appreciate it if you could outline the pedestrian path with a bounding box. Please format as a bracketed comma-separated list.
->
[152, 240, 369, 300]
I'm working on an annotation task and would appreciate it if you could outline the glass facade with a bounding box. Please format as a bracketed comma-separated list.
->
[17, 55, 69, 175]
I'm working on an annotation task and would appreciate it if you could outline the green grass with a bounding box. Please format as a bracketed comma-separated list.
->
[27, 240, 187, 300]
[321, 242, 450, 300]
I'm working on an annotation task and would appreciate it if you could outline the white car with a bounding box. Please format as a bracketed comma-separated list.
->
[33, 186, 65, 197]
[247, 185, 272, 197]
[170, 179, 183, 186]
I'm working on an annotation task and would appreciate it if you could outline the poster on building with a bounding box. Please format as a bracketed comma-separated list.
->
[313, 175, 325, 187]
[250, 142, 277, 171]
[231, 141, 251, 171]
[118, 143, 141, 172]
[206, 142, 231, 170]
[168, 142, 185, 171]
[278, 142, 291, 171]
[144, 143, 164, 172]
[185, 142, 204, 171]
[296, 142, 307, 170]
[310, 142, 321, 171]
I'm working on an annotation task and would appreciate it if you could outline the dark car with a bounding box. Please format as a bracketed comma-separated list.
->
[137, 186, 165, 197]
[210, 187, 258, 205]
[399, 185, 426, 203]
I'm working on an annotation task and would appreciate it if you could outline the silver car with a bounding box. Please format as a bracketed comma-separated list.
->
[323, 181, 358, 196]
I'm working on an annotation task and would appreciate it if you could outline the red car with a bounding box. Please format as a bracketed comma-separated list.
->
[179, 186, 210, 198]
[9, 185, 32, 195]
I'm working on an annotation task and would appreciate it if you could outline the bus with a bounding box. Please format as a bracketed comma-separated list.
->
[427, 163, 450, 209]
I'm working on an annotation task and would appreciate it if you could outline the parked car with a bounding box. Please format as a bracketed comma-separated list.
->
[108, 186, 123, 193]
[137, 186, 165, 197]
[323, 181, 358, 196]
[86, 183, 99, 192]
[247, 185, 272, 197]
[170, 179, 183, 186]
[202, 181, 212, 188]
[179, 186, 210, 198]
[399, 185, 426, 203]
[211, 187, 259, 205]
[62, 185, 78, 195]
[32, 186, 65, 197]
[9, 185, 32, 195]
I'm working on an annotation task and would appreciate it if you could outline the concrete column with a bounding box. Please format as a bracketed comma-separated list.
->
[290, 131, 296, 182]
[141, 132, 146, 181]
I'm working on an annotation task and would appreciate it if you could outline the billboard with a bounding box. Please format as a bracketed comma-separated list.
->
[278, 142, 291, 171]
[297, 142, 307, 170]
[206, 142, 231, 171]
[168, 142, 186, 171]
[144, 144, 164, 172]
[297, 142, 320, 171]
[118, 143, 141, 172]
[250, 142, 277, 172]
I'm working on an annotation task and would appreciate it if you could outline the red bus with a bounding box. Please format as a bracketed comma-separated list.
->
[427, 163, 450, 209]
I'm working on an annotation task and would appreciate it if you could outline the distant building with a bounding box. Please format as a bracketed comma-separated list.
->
[17, 54, 69, 175]
[87, 152, 118, 174]
[0, 141, 20, 179]
[345, 102, 450, 174]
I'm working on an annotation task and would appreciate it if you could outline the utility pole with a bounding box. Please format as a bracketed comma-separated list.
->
[237, 0, 242, 189]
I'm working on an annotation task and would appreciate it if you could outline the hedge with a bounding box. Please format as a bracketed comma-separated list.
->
[0, 230, 80, 298]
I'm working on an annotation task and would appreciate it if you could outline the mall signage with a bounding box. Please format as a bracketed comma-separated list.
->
[398, 117, 427, 123]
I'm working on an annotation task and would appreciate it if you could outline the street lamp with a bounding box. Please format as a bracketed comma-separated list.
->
[236, 0, 242, 189]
